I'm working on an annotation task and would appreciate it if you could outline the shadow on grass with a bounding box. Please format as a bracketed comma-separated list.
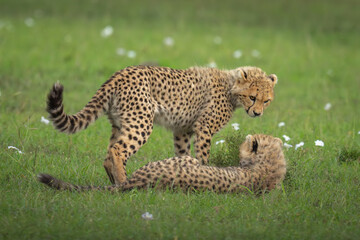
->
[210, 133, 246, 167]
[337, 148, 360, 164]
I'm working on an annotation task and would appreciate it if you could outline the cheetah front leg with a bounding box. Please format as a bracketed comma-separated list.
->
[173, 131, 193, 157]
[193, 124, 212, 165]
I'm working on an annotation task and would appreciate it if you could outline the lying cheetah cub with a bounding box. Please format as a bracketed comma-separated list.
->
[38, 134, 286, 193]
[47, 65, 277, 185]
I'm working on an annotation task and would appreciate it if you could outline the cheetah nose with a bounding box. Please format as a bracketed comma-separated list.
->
[253, 111, 261, 117]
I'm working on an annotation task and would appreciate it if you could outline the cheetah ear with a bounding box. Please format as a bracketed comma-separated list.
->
[252, 139, 258, 154]
[231, 68, 248, 84]
[245, 135, 254, 149]
[239, 69, 248, 81]
[268, 74, 278, 85]
[246, 135, 258, 153]
[275, 137, 283, 146]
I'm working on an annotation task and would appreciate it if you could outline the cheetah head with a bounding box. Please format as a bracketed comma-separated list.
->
[230, 66, 277, 118]
[238, 134, 283, 168]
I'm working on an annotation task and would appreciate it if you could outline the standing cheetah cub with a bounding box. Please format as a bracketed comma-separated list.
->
[46, 66, 278, 185]
[38, 134, 286, 193]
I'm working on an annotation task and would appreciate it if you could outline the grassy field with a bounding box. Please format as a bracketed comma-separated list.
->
[1, 0, 359, 239]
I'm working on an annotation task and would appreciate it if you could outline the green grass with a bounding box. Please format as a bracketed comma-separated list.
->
[1, 0, 359, 239]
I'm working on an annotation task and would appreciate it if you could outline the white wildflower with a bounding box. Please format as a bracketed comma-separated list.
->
[64, 34, 72, 43]
[24, 18, 35, 27]
[101, 26, 113, 38]
[233, 50, 242, 59]
[282, 135, 290, 142]
[324, 103, 331, 111]
[283, 143, 293, 149]
[8, 146, 23, 154]
[295, 142, 304, 150]
[358, 131, 360, 135]
[127, 50, 136, 59]
[116, 48, 126, 56]
[215, 140, 225, 145]
[213, 36, 222, 45]
[163, 37, 174, 46]
[231, 123, 240, 131]
[251, 49, 261, 58]
[41, 116, 50, 125]
[326, 69, 333, 76]
[207, 61, 217, 68]
[315, 140, 324, 147]
[141, 212, 153, 220]
[278, 122, 285, 127]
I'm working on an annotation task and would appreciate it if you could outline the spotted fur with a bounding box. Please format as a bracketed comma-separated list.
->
[46, 66, 278, 185]
[38, 134, 286, 193]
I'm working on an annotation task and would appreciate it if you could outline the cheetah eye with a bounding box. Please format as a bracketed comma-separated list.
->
[249, 96, 256, 101]
[264, 99, 270, 104]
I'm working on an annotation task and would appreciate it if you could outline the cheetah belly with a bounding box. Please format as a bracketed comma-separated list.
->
[154, 105, 176, 130]
[153, 104, 195, 131]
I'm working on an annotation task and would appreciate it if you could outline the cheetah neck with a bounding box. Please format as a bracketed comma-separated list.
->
[188, 67, 235, 88]
[188, 67, 237, 108]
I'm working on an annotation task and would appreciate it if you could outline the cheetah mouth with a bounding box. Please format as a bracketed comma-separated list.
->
[246, 108, 253, 117]
[246, 109, 260, 118]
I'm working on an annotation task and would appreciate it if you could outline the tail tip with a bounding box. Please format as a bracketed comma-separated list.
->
[53, 82, 63, 91]
[37, 173, 54, 185]
[50, 82, 64, 97]
[47, 83, 64, 111]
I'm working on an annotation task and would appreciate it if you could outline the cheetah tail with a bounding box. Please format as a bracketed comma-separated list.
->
[46, 82, 110, 134]
[37, 173, 119, 192]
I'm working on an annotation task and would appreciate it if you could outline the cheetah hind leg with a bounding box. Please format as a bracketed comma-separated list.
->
[103, 126, 122, 184]
[109, 147, 127, 184]
[106, 121, 154, 185]
[103, 157, 115, 184]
